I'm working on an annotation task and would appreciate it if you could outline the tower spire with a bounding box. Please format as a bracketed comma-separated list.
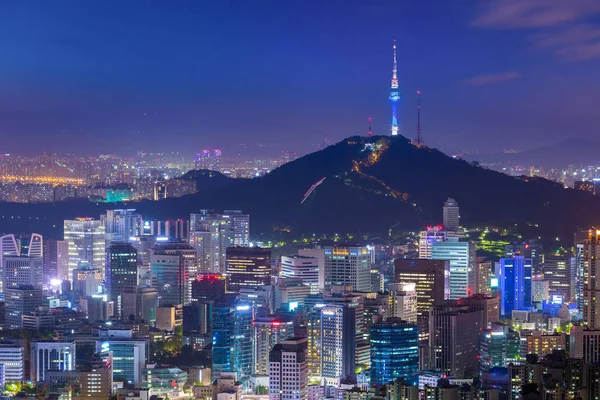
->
[368, 117, 372, 136]
[389, 40, 400, 136]
[415, 90, 424, 147]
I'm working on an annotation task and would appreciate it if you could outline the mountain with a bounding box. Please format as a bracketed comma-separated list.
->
[471, 138, 600, 168]
[2, 135, 600, 244]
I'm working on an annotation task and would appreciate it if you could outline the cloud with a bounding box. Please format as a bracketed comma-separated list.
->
[464, 71, 521, 86]
[473, 0, 600, 29]
[472, 1, 600, 60]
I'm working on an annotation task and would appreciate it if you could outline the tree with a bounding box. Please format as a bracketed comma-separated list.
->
[255, 385, 268, 395]
[4, 381, 22, 396]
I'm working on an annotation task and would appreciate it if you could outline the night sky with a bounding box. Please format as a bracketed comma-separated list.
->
[1, 0, 600, 156]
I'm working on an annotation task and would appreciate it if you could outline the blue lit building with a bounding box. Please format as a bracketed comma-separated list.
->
[95, 340, 146, 387]
[370, 318, 418, 386]
[211, 298, 254, 383]
[496, 256, 532, 317]
[212, 300, 235, 378]
[232, 302, 254, 383]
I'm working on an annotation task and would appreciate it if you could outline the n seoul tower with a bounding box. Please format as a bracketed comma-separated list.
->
[389, 40, 400, 136]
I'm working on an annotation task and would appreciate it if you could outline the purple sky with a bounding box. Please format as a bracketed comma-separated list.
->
[1, 0, 600, 157]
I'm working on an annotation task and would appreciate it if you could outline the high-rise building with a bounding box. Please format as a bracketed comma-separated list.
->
[190, 210, 250, 274]
[269, 337, 308, 400]
[388, 283, 418, 323]
[191, 274, 227, 302]
[306, 310, 322, 381]
[281, 255, 320, 293]
[43, 239, 59, 283]
[429, 302, 482, 378]
[544, 255, 575, 302]
[394, 259, 448, 322]
[505, 240, 544, 275]
[254, 316, 294, 375]
[443, 198, 460, 231]
[394, 259, 449, 369]
[122, 285, 158, 325]
[103, 209, 143, 243]
[30, 341, 76, 383]
[232, 302, 254, 384]
[274, 278, 310, 311]
[321, 304, 356, 385]
[417, 226, 449, 259]
[56, 240, 69, 281]
[72, 267, 103, 297]
[457, 294, 500, 329]
[496, 256, 532, 318]
[225, 247, 271, 294]
[5, 285, 43, 328]
[479, 322, 520, 373]
[212, 299, 235, 378]
[526, 331, 566, 357]
[298, 248, 325, 291]
[431, 238, 476, 299]
[323, 245, 372, 292]
[150, 243, 197, 306]
[106, 243, 138, 318]
[2, 256, 43, 291]
[0, 345, 25, 382]
[477, 259, 493, 296]
[370, 318, 419, 386]
[323, 289, 370, 369]
[194, 150, 222, 171]
[64, 218, 105, 282]
[211, 298, 254, 383]
[95, 340, 146, 387]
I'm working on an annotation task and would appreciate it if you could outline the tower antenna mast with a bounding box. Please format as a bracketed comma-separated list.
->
[415, 90, 424, 147]
[389, 40, 400, 136]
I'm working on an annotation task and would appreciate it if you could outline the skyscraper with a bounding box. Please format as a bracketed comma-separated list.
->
[580, 229, 600, 328]
[225, 247, 271, 294]
[389, 40, 400, 136]
[321, 304, 356, 385]
[103, 209, 143, 243]
[443, 198, 460, 231]
[544, 255, 575, 302]
[212, 298, 235, 378]
[64, 218, 105, 282]
[505, 240, 544, 275]
[5, 285, 43, 328]
[479, 322, 520, 373]
[269, 337, 308, 400]
[189, 210, 250, 274]
[496, 256, 532, 318]
[431, 238, 476, 299]
[429, 302, 482, 378]
[254, 316, 294, 375]
[106, 243, 138, 318]
[417, 226, 449, 259]
[150, 243, 198, 306]
[370, 318, 419, 386]
[323, 245, 372, 292]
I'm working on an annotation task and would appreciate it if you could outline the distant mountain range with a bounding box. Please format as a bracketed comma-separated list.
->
[2, 135, 600, 245]
[468, 138, 600, 168]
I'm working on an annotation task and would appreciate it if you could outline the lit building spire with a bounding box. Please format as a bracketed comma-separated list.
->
[389, 40, 400, 136]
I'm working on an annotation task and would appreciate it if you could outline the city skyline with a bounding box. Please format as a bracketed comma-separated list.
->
[2, 1, 600, 155]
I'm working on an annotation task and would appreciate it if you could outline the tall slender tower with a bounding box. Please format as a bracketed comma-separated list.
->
[415, 90, 424, 147]
[389, 40, 400, 136]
